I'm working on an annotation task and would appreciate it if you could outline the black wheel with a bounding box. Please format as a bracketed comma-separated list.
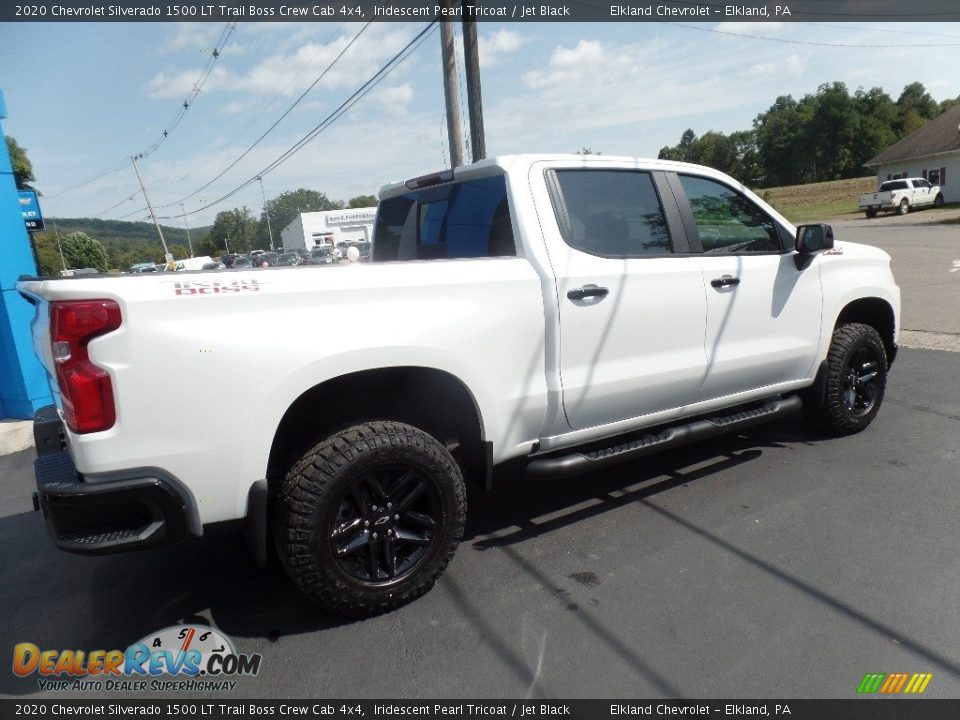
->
[934, 193, 944, 208]
[865, 208, 877, 219]
[806, 323, 888, 435]
[897, 198, 909, 215]
[274, 421, 466, 617]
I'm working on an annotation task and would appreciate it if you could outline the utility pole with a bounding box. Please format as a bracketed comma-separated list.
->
[440, 2, 464, 168]
[131, 154, 171, 260]
[52, 218, 66, 271]
[462, 15, 486, 162]
[179, 203, 194, 258]
[256, 175, 275, 251]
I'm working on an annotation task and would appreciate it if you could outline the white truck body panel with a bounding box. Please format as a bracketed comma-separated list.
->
[19, 154, 901, 533]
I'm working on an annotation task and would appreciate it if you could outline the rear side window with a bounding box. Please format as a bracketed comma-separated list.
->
[879, 180, 908, 191]
[373, 175, 515, 261]
[551, 170, 672, 257]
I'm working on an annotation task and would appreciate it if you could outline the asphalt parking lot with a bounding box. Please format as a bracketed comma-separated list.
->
[831, 209, 960, 346]
[2, 346, 958, 700]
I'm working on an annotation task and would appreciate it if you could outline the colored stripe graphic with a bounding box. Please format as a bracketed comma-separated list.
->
[857, 673, 885, 693]
[857, 672, 932, 694]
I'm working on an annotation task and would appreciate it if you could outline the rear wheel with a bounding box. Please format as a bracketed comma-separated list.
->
[274, 421, 466, 617]
[865, 208, 877, 219]
[897, 198, 909, 215]
[805, 323, 888, 435]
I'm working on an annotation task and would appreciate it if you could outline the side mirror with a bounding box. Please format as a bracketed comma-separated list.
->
[795, 223, 834, 254]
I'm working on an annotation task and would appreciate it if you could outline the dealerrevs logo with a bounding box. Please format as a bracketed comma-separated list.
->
[13, 625, 262, 692]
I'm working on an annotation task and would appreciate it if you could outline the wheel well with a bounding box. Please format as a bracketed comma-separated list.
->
[267, 367, 487, 490]
[835, 298, 896, 362]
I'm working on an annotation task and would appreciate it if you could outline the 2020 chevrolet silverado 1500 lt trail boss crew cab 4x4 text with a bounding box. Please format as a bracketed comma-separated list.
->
[18, 155, 900, 616]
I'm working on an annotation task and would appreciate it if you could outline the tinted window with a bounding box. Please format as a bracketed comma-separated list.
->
[678, 175, 781, 254]
[879, 180, 908, 191]
[552, 170, 671, 257]
[373, 175, 515, 261]
[914, 179, 930, 189]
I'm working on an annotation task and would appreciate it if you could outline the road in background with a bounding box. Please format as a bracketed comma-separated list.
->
[2, 348, 958, 699]
[833, 212, 960, 349]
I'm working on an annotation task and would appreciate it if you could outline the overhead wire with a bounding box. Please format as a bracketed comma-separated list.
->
[148, 21, 374, 211]
[48, 23, 236, 203]
[168, 23, 346, 184]
[154, 21, 439, 220]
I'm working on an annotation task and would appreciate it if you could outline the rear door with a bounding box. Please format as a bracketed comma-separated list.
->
[540, 165, 708, 431]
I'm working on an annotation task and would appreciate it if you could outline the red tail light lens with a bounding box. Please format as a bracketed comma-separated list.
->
[50, 300, 122, 434]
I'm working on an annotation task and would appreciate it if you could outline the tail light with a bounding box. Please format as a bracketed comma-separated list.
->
[50, 300, 122, 434]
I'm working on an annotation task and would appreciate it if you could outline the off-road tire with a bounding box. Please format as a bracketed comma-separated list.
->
[934, 193, 944, 209]
[806, 323, 888, 435]
[897, 198, 910, 215]
[274, 421, 466, 617]
[865, 208, 877, 219]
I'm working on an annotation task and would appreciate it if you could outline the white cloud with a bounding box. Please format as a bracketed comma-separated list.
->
[374, 84, 415, 115]
[749, 53, 807, 77]
[716, 22, 785, 36]
[479, 29, 529, 67]
[146, 26, 419, 102]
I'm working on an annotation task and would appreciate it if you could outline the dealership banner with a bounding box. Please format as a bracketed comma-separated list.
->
[3, 0, 960, 23]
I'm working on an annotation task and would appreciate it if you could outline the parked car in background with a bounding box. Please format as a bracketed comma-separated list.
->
[305, 246, 339, 265]
[253, 251, 279, 267]
[232, 256, 252, 269]
[220, 253, 240, 268]
[858, 178, 944, 217]
[275, 252, 302, 267]
[128, 263, 158, 273]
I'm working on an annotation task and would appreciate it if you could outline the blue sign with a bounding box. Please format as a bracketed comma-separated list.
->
[18, 189, 43, 232]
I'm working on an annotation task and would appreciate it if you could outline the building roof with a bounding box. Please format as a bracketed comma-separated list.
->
[865, 104, 960, 167]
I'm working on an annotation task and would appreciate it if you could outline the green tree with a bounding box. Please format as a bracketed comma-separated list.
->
[201, 206, 257, 257]
[61, 232, 109, 271]
[5, 136, 37, 191]
[31, 233, 65, 277]
[261, 189, 343, 239]
[896, 82, 938, 123]
[348, 194, 378, 208]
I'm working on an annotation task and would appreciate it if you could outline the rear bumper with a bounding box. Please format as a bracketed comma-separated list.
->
[32, 406, 196, 555]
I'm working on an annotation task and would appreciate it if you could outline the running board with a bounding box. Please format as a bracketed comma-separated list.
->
[526, 396, 802, 480]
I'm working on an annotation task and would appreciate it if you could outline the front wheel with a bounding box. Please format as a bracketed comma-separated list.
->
[274, 421, 467, 617]
[897, 198, 910, 215]
[805, 323, 888, 435]
[934, 193, 944, 208]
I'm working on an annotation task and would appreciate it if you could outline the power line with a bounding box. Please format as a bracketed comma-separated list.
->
[156, 22, 438, 221]
[47, 23, 235, 201]
[170, 23, 346, 184]
[149, 21, 374, 211]
[668, 22, 960, 47]
[136, 23, 237, 162]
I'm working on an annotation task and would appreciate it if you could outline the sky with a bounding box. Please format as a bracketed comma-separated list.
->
[1, 19, 960, 229]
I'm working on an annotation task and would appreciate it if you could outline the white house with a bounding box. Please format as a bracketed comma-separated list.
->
[864, 104, 960, 203]
[279, 208, 377, 250]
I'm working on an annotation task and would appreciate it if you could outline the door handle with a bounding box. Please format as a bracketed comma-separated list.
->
[567, 286, 609, 301]
[710, 275, 740, 288]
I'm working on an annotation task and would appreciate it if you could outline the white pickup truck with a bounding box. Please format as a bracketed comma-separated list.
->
[18, 155, 900, 617]
[858, 177, 944, 218]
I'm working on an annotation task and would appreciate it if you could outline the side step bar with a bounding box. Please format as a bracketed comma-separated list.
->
[527, 395, 802, 480]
